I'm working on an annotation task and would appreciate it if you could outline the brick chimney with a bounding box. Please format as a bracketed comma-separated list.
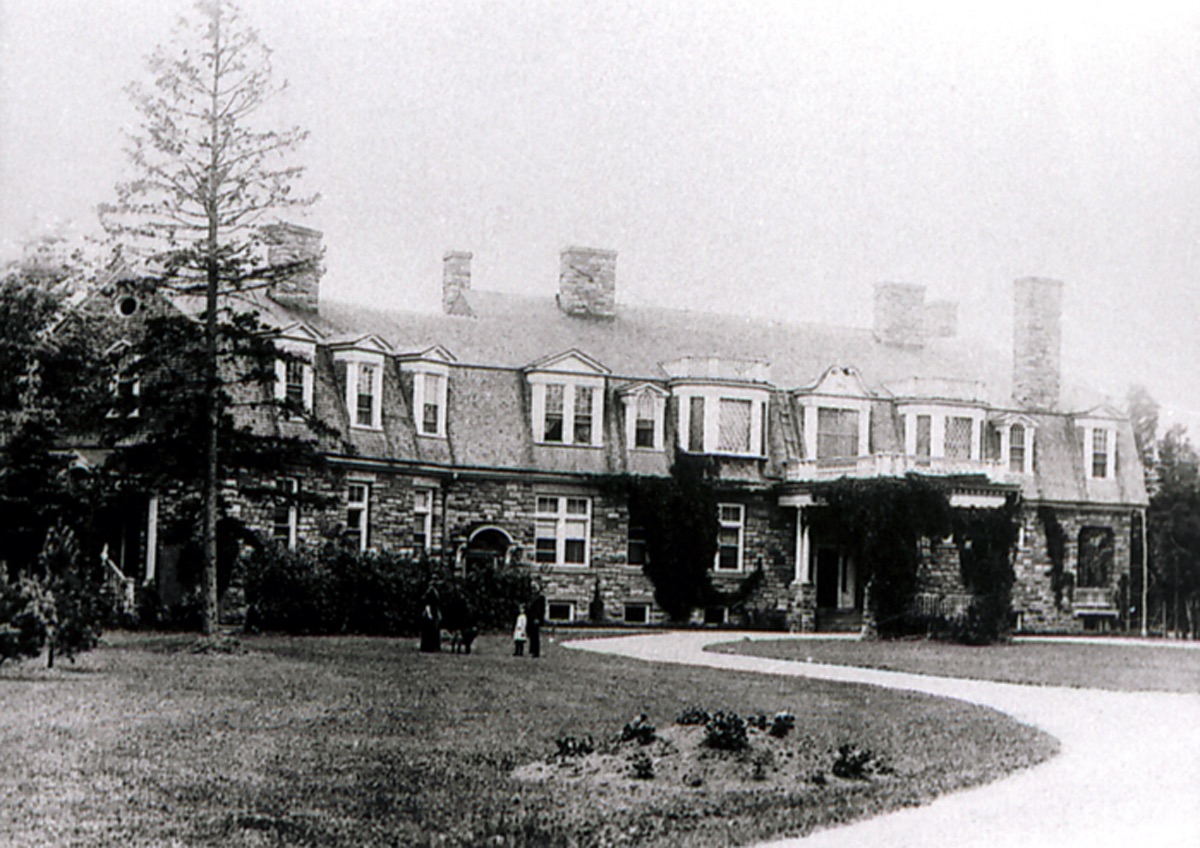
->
[924, 299, 958, 339]
[558, 247, 616, 319]
[261, 222, 323, 312]
[873, 282, 926, 348]
[442, 250, 473, 316]
[1012, 277, 1063, 410]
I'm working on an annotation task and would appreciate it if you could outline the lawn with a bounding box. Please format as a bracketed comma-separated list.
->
[712, 637, 1200, 693]
[0, 631, 1056, 847]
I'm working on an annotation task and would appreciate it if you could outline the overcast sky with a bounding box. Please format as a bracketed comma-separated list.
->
[2, 0, 1198, 434]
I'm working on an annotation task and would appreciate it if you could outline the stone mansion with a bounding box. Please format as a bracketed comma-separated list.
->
[89, 224, 1148, 632]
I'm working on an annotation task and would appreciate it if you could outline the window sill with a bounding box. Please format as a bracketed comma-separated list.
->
[350, 423, 384, 432]
[535, 442, 604, 449]
[416, 431, 448, 440]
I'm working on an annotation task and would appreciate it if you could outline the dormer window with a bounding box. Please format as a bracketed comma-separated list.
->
[898, 404, 986, 463]
[675, 387, 768, 457]
[817, 408, 859, 461]
[332, 334, 392, 432]
[273, 324, 322, 419]
[400, 346, 455, 439]
[111, 372, 141, 418]
[621, 384, 666, 451]
[1076, 411, 1120, 481]
[795, 366, 874, 465]
[356, 363, 377, 427]
[1091, 428, 1110, 479]
[526, 349, 609, 448]
[1009, 424, 1027, 473]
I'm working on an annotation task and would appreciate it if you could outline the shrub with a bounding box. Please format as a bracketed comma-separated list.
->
[769, 711, 795, 738]
[751, 749, 774, 780]
[675, 706, 710, 726]
[555, 735, 594, 758]
[831, 743, 891, 780]
[746, 712, 769, 731]
[630, 752, 654, 780]
[620, 713, 656, 746]
[704, 710, 748, 751]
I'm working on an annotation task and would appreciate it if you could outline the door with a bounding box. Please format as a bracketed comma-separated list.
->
[816, 546, 856, 609]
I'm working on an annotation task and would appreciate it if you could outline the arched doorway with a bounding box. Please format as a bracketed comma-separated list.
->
[464, 526, 513, 572]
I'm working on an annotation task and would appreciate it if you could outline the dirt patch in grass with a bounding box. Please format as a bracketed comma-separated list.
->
[0, 631, 1057, 847]
[712, 636, 1200, 692]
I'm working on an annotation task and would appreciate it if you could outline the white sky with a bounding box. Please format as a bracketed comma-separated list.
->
[2, 0, 1199, 434]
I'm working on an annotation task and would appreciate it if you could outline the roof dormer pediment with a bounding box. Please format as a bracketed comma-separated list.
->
[328, 332, 394, 355]
[797, 365, 874, 400]
[525, 348, 610, 376]
[400, 344, 457, 365]
[1074, 401, 1124, 421]
[275, 321, 325, 345]
[989, 410, 1038, 429]
[617, 380, 669, 398]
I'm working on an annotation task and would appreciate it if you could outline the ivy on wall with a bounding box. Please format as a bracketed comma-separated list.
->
[952, 495, 1022, 643]
[810, 475, 953, 637]
[1037, 505, 1071, 610]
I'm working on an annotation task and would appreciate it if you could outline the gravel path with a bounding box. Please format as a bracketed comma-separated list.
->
[565, 631, 1200, 846]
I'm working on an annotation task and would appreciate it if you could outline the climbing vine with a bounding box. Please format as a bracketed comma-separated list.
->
[810, 475, 953, 637]
[1038, 505, 1071, 610]
[951, 495, 1022, 643]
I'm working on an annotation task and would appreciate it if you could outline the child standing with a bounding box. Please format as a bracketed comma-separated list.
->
[513, 606, 528, 656]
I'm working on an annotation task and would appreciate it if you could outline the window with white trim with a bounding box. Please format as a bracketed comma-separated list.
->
[531, 380, 603, 446]
[272, 477, 298, 549]
[356, 364, 376, 427]
[817, 408, 859, 461]
[945, 416, 974, 460]
[632, 391, 660, 449]
[1091, 428, 1110, 479]
[534, 495, 591, 566]
[414, 371, 447, 437]
[546, 601, 575, 622]
[413, 488, 433, 552]
[274, 344, 315, 418]
[110, 371, 141, 418]
[346, 482, 370, 552]
[676, 386, 768, 456]
[623, 602, 649, 624]
[1009, 424, 1027, 474]
[715, 503, 744, 572]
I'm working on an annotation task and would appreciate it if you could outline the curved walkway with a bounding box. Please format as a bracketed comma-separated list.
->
[565, 631, 1200, 846]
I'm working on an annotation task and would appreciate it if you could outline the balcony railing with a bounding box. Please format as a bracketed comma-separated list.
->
[785, 452, 1010, 484]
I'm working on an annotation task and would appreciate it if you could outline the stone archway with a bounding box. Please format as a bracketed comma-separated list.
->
[465, 525, 513, 571]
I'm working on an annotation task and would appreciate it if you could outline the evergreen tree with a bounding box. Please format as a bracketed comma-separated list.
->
[100, 0, 319, 633]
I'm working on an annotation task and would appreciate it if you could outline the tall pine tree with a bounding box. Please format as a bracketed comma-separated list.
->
[100, 0, 320, 633]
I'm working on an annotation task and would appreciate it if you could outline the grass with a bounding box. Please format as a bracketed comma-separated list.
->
[712, 637, 1200, 693]
[0, 631, 1057, 847]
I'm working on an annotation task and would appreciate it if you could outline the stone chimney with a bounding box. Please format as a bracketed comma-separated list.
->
[924, 299, 958, 339]
[442, 250, 474, 316]
[873, 282, 926, 348]
[1012, 277, 1063, 410]
[558, 247, 617, 319]
[261, 222, 323, 312]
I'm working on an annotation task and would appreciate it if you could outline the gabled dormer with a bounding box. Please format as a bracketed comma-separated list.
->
[525, 349, 610, 447]
[617, 381, 668, 451]
[1074, 403, 1123, 481]
[330, 333, 394, 431]
[665, 356, 772, 458]
[272, 322, 324, 418]
[398, 344, 457, 438]
[794, 366, 874, 463]
[988, 411, 1037, 475]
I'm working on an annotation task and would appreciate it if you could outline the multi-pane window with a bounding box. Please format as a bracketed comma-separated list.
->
[915, 414, 932, 463]
[1009, 424, 1027, 473]
[534, 496, 591, 566]
[346, 483, 370, 552]
[356, 364, 376, 428]
[573, 387, 594, 445]
[816, 408, 859, 461]
[717, 398, 752, 453]
[688, 396, 706, 452]
[1091, 429, 1109, 479]
[420, 373, 443, 436]
[634, 392, 657, 449]
[543, 384, 565, 443]
[272, 478, 298, 549]
[413, 488, 433, 552]
[715, 503, 744, 572]
[1077, 526, 1114, 588]
[546, 601, 575, 623]
[284, 360, 306, 410]
[627, 522, 648, 566]
[945, 416, 974, 460]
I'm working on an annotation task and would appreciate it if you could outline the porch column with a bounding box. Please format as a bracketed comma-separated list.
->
[144, 495, 159, 585]
[794, 508, 811, 585]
